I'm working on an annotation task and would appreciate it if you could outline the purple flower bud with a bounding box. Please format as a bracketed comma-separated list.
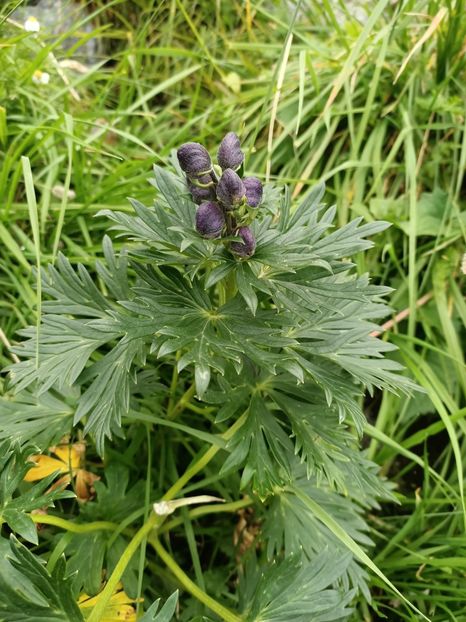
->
[216, 169, 245, 208]
[195, 201, 225, 239]
[230, 226, 256, 258]
[217, 132, 244, 170]
[243, 176, 263, 207]
[188, 174, 216, 204]
[177, 142, 212, 177]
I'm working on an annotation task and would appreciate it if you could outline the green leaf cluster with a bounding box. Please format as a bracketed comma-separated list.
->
[0, 535, 178, 622]
[1, 163, 414, 620]
[7, 167, 413, 453]
[0, 442, 74, 545]
[0, 536, 82, 622]
[239, 550, 355, 622]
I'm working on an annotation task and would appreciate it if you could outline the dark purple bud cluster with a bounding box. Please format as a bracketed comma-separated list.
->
[176, 132, 263, 258]
[177, 142, 212, 178]
[188, 174, 216, 204]
[216, 169, 245, 209]
[243, 176, 263, 207]
[230, 226, 256, 258]
[195, 202, 225, 239]
[217, 132, 244, 170]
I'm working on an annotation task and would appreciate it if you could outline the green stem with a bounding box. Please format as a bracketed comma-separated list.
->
[218, 281, 227, 306]
[168, 383, 196, 420]
[166, 351, 181, 417]
[87, 512, 161, 622]
[30, 514, 118, 534]
[150, 537, 242, 622]
[164, 444, 219, 502]
[218, 266, 237, 307]
[88, 412, 247, 621]
[164, 411, 247, 501]
[184, 401, 215, 415]
[224, 271, 237, 300]
[136, 424, 152, 615]
[158, 497, 252, 534]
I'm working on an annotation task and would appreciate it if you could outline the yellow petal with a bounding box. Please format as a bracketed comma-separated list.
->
[78, 584, 140, 621]
[99, 603, 136, 621]
[52, 444, 82, 470]
[24, 455, 69, 482]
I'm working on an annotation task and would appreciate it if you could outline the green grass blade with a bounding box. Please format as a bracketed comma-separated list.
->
[290, 485, 431, 621]
[21, 155, 41, 368]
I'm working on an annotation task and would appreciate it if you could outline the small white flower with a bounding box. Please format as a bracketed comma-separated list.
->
[153, 494, 224, 516]
[24, 16, 40, 33]
[32, 70, 50, 85]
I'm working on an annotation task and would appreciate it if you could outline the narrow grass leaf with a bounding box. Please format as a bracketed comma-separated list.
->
[21, 156, 41, 368]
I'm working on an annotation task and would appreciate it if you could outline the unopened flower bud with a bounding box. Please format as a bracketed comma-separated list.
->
[217, 132, 244, 171]
[195, 202, 225, 239]
[188, 174, 216, 204]
[177, 142, 212, 177]
[230, 226, 256, 258]
[216, 169, 245, 208]
[243, 177, 263, 207]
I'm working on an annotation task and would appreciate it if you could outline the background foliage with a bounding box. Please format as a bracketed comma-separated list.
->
[0, 0, 465, 620]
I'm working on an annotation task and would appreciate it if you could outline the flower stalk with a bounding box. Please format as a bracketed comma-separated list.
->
[87, 412, 247, 622]
[150, 537, 242, 622]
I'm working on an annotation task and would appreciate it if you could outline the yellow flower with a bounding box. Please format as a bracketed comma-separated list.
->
[78, 584, 140, 621]
[25, 443, 82, 481]
[24, 442, 99, 502]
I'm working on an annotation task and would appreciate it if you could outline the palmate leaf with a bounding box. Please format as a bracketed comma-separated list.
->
[221, 393, 294, 496]
[239, 550, 354, 622]
[263, 270, 414, 425]
[0, 535, 83, 621]
[7, 249, 129, 399]
[35, 238, 130, 319]
[131, 264, 304, 395]
[266, 377, 398, 495]
[215, 368, 393, 499]
[9, 317, 113, 396]
[0, 388, 74, 448]
[261, 463, 392, 600]
[6, 245, 155, 453]
[251, 182, 389, 272]
[8, 317, 146, 455]
[0, 442, 74, 545]
[268, 379, 363, 487]
[73, 338, 147, 450]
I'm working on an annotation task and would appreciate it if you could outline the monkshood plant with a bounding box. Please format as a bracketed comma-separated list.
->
[0, 133, 422, 621]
